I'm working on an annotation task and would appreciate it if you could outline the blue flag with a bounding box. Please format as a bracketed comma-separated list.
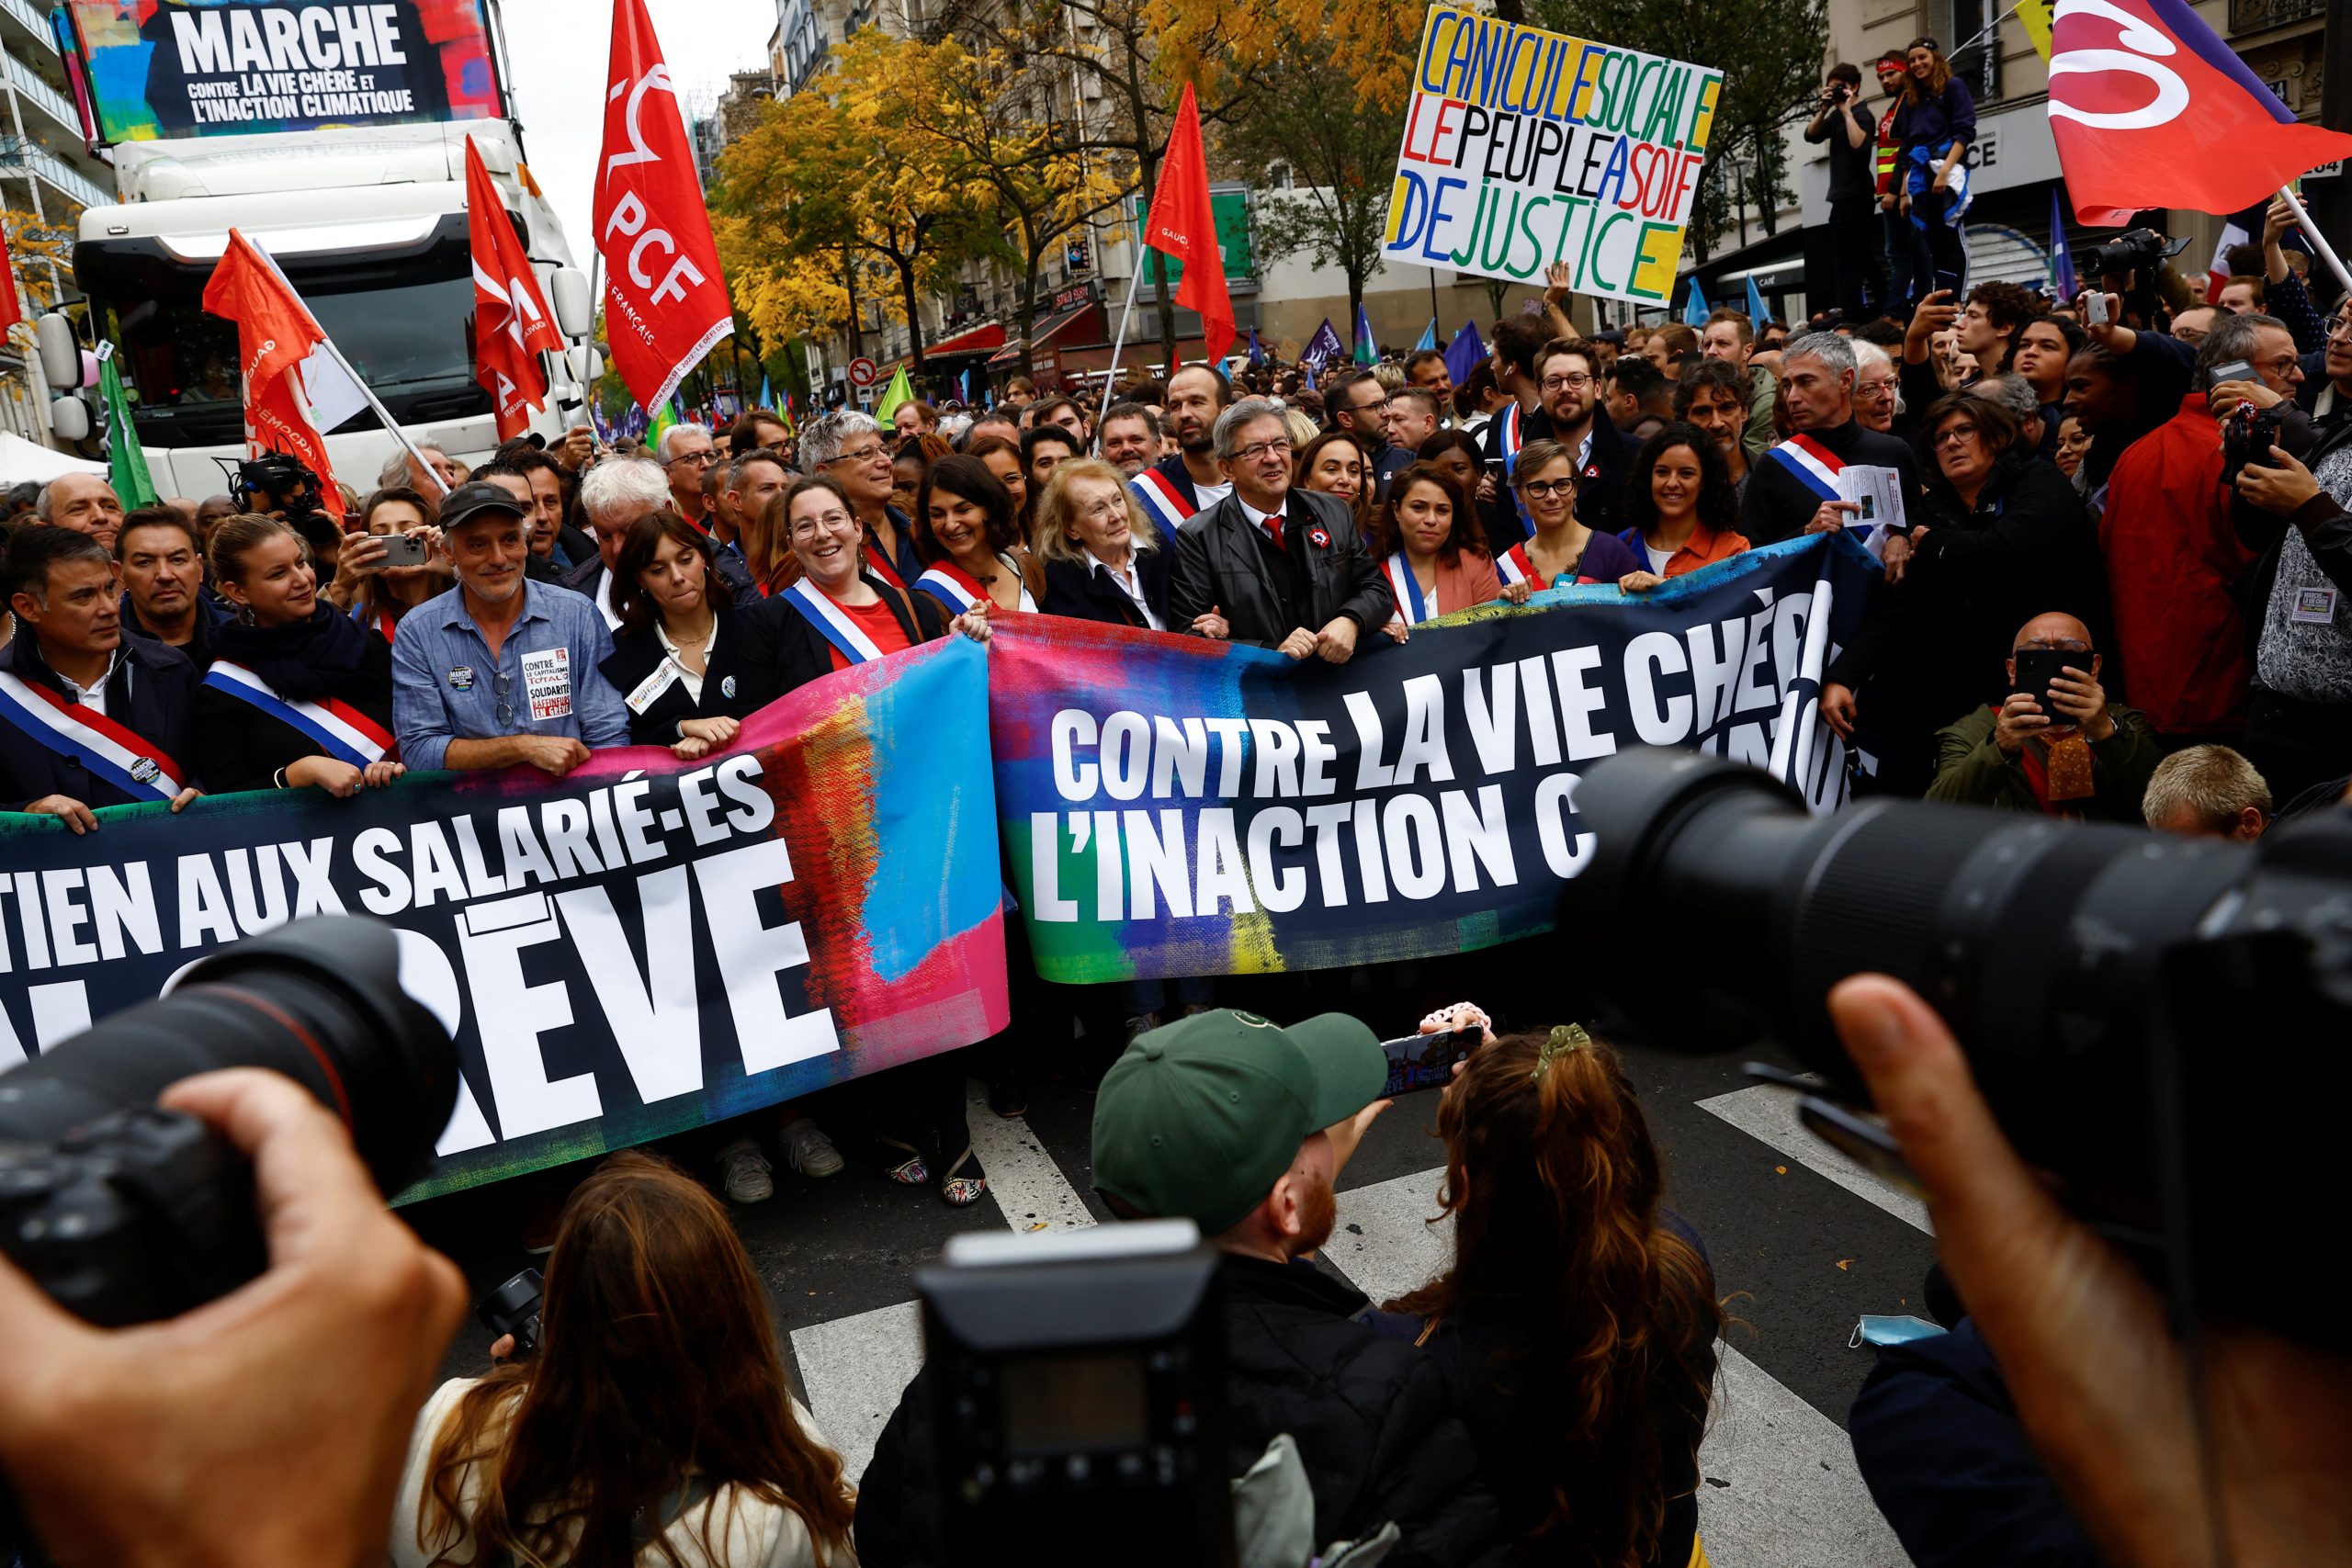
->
[1414, 318, 1438, 352]
[1681, 276, 1710, 327]
[1247, 327, 1265, 367]
[759, 371, 774, 412]
[1746, 274, 1769, 332]
[2049, 187, 2079, 302]
[1303, 360, 1318, 391]
[1353, 304, 1378, 366]
[1442, 319, 1487, 389]
[1304, 317, 1345, 370]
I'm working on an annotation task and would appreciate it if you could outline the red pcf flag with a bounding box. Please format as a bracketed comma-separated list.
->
[2051, 0, 2352, 226]
[595, 0, 734, 413]
[1142, 84, 1233, 367]
[468, 135, 565, 440]
[200, 229, 344, 522]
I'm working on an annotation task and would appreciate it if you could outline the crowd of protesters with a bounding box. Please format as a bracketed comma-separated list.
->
[6, 152, 2352, 1564]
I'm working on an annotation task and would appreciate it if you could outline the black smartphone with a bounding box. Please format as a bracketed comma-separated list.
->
[2010, 648, 2075, 711]
[1932, 267, 1965, 299]
[1379, 1026, 1477, 1099]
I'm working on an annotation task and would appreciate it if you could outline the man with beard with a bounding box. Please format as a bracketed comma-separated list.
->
[854, 1010, 1510, 1568]
[1128, 363, 1234, 535]
[1516, 337, 1637, 539]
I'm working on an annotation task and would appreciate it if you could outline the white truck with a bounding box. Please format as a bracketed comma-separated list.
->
[36, 107, 594, 501]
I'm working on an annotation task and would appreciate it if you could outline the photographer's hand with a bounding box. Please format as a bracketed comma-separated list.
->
[2045, 667, 2113, 740]
[2234, 446, 2324, 516]
[0, 1068, 466, 1568]
[1828, 976, 2352, 1568]
[2209, 378, 2282, 420]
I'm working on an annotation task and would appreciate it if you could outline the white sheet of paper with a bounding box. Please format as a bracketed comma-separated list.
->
[1837, 465, 1908, 536]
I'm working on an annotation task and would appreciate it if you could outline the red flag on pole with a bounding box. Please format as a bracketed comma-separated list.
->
[201, 229, 344, 522]
[468, 135, 565, 440]
[595, 0, 734, 413]
[2050, 0, 2352, 226]
[0, 219, 23, 334]
[1142, 84, 1233, 367]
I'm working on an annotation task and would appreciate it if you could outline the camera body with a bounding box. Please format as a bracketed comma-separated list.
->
[917, 1221, 1233, 1566]
[2221, 400, 2285, 487]
[478, 1269, 544, 1356]
[2078, 227, 2175, 280]
[234, 451, 343, 568]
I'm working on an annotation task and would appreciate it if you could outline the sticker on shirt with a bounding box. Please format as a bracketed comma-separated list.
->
[2290, 585, 2338, 626]
[625, 662, 681, 715]
[448, 664, 475, 692]
[521, 648, 573, 721]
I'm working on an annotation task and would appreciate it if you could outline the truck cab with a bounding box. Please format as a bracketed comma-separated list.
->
[43, 121, 589, 501]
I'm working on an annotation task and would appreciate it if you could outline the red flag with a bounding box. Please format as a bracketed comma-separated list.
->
[595, 0, 734, 413]
[468, 135, 565, 440]
[1143, 85, 1233, 366]
[201, 229, 344, 522]
[0, 219, 23, 334]
[2051, 0, 2352, 226]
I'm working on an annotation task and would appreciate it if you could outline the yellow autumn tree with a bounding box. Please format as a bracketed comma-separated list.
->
[717, 80, 1001, 367]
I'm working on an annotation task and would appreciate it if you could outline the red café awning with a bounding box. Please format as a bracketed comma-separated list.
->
[870, 321, 1008, 377]
[989, 301, 1107, 365]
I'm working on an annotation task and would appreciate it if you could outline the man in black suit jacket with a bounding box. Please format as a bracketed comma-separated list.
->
[1478, 334, 1638, 547]
[1168, 398, 1394, 659]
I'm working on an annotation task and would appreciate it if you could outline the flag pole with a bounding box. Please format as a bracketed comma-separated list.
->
[1094, 254, 1149, 456]
[2277, 185, 2352, 299]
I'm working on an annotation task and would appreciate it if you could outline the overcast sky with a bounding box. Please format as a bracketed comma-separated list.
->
[500, 0, 777, 261]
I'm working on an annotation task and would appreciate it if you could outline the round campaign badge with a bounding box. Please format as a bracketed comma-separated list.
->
[129, 757, 160, 784]
[1307, 528, 1331, 548]
[449, 665, 476, 691]
[721, 675, 737, 698]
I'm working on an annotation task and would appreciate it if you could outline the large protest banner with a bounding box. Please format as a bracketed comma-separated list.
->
[1380, 3, 1722, 305]
[64, 0, 503, 142]
[0, 637, 1007, 1202]
[990, 536, 1873, 984]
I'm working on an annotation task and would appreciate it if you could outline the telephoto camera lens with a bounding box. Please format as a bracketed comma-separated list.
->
[0, 915, 458, 1325]
[1563, 748, 2352, 1342]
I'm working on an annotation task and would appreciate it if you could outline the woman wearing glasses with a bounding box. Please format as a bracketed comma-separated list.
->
[1498, 439, 1642, 591]
[1034, 457, 1178, 629]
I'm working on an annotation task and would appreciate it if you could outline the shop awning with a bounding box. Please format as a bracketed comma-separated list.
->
[871, 321, 1008, 378]
[989, 301, 1107, 364]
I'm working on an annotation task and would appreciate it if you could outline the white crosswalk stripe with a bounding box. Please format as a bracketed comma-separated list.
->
[791, 1081, 1914, 1562]
[1698, 1085, 1932, 1234]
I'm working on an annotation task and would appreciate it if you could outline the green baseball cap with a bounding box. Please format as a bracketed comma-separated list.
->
[1091, 1009, 1386, 1237]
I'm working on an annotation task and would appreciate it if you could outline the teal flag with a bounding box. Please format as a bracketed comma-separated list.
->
[1681, 277, 1710, 327]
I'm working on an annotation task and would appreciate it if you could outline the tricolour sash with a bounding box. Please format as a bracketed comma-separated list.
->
[783, 579, 887, 664]
[914, 562, 984, 615]
[1763, 434, 1846, 502]
[0, 670, 186, 801]
[1384, 552, 1433, 626]
[1130, 468, 1197, 535]
[202, 660, 393, 767]
[1497, 545, 1532, 588]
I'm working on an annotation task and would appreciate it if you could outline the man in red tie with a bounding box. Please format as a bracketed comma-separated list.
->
[1167, 397, 1393, 660]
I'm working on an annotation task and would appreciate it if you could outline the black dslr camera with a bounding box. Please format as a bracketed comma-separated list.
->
[916, 1221, 1233, 1565]
[2078, 226, 2186, 281]
[1565, 749, 2352, 1348]
[2220, 400, 2286, 489]
[0, 916, 458, 1326]
[232, 450, 344, 575]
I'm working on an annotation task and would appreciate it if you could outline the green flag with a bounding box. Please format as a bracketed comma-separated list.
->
[648, 399, 678, 454]
[97, 349, 157, 509]
[873, 365, 914, 430]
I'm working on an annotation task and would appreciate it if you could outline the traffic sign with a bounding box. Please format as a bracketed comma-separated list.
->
[848, 356, 879, 388]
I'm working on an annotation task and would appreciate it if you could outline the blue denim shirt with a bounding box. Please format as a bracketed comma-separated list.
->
[390, 579, 628, 770]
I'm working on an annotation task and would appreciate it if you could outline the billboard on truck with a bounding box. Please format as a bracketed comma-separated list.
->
[63, 0, 502, 144]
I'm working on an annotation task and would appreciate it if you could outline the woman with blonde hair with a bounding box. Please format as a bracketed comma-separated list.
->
[1033, 457, 1177, 629]
[392, 1150, 859, 1567]
[1371, 1019, 1720, 1566]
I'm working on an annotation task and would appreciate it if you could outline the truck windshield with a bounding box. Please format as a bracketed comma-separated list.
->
[107, 271, 474, 411]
